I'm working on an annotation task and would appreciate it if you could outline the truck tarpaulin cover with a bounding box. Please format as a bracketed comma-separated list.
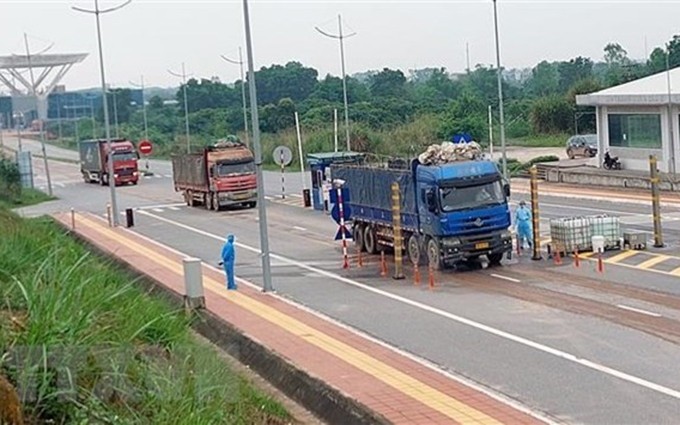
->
[172, 153, 207, 186]
[331, 165, 417, 215]
[79, 140, 103, 172]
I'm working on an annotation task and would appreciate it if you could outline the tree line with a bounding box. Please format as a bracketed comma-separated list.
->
[51, 36, 680, 163]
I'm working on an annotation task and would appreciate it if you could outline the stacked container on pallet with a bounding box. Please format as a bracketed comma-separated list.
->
[550, 215, 621, 254]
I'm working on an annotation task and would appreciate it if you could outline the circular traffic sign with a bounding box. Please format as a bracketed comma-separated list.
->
[138, 139, 153, 155]
[273, 145, 293, 166]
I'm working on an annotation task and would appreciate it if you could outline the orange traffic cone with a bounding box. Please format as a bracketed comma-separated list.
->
[380, 251, 387, 277]
[414, 263, 421, 285]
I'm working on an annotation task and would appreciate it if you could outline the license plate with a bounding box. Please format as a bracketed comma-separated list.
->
[475, 242, 489, 250]
[233, 192, 249, 200]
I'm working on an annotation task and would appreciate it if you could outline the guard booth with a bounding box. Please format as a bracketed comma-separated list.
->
[306, 152, 365, 211]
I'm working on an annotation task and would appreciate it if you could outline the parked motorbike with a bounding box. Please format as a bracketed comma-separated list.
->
[603, 151, 622, 170]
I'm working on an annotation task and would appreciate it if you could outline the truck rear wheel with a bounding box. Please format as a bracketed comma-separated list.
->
[364, 225, 378, 255]
[407, 234, 425, 266]
[353, 223, 365, 252]
[427, 238, 442, 270]
[205, 193, 213, 210]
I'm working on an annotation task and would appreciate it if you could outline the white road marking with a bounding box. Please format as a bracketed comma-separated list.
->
[115, 213, 556, 424]
[293, 226, 307, 231]
[490, 273, 521, 283]
[152, 208, 164, 213]
[138, 210, 680, 402]
[168, 207, 180, 211]
[154, 174, 163, 178]
[616, 304, 662, 318]
[135, 203, 185, 210]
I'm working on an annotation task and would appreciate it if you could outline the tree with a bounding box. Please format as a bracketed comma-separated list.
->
[179, 78, 240, 113]
[253, 61, 318, 104]
[526, 61, 559, 97]
[369, 68, 407, 98]
[557, 57, 594, 93]
[260, 98, 296, 133]
[530, 96, 573, 134]
[604, 43, 629, 66]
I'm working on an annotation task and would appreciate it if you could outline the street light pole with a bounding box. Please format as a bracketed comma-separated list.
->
[316, 14, 356, 151]
[492, 0, 508, 181]
[111, 85, 119, 138]
[220, 47, 250, 147]
[72, 0, 132, 227]
[242, 0, 273, 293]
[168, 63, 192, 153]
[24, 32, 53, 197]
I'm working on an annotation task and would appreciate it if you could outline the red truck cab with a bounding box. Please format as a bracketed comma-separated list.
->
[79, 138, 140, 186]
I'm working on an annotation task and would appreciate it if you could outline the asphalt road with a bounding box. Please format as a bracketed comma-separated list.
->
[8, 133, 680, 424]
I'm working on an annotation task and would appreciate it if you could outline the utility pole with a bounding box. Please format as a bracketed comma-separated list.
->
[168, 62, 192, 153]
[56, 95, 63, 141]
[492, 0, 508, 180]
[466, 42, 471, 73]
[488, 105, 494, 160]
[316, 14, 355, 151]
[73, 0, 132, 227]
[90, 97, 97, 138]
[242, 0, 273, 292]
[221, 48, 250, 147]
[24, 32, 53, 197]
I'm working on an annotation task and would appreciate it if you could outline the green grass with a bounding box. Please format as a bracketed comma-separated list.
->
[0, 208, 292, 424]
[0, 188, 56, 209]
[507, 133, 569, 148]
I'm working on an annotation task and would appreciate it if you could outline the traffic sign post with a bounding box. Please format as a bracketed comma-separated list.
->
[138, 139, 153, 175]
[273, 145, 292, 199]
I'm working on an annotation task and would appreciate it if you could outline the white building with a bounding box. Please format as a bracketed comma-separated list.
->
[576, 68, 680, 173]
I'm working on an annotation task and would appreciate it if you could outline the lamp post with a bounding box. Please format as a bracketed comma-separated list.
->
[242, 0, 273, 292]
[316, 14, 355, 151]
[221, 48, 250, 147]
[492, 0, 508, 180]
[168, 63, 192, 153]
[72, 0, 132, 227]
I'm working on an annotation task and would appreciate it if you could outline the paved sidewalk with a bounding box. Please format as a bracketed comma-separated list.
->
[53, 211, 549, 425]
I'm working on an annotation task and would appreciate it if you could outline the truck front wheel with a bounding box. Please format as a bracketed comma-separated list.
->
[212, 193, 220, 211]
[427, 238, 442, 270]
[488, 253, 504, 266]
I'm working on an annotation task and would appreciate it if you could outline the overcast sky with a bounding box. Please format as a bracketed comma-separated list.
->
[1, 0, 679, 92]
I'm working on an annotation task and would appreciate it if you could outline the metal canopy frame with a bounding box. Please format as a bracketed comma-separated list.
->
[0, 53, 87, 97]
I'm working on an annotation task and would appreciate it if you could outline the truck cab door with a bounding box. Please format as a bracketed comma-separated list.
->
[417, 184, 438, 235]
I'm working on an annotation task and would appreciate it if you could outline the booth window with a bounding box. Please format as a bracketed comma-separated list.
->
[608, 114, 661, 148]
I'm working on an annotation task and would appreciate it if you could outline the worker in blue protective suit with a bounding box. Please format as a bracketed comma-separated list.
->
[221, 234, 237, 290]
[515, 200, 533, 250]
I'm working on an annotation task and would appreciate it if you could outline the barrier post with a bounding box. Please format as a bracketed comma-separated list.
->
[650, 155, 664, 248]
[530, 165, 542, 260]
[106, 203, 112, 227]
[391, 182, 405, 280]
[70, 208, 75, 230]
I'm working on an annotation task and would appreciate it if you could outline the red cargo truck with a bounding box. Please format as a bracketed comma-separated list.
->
[171, 139, 257, 211]
[78, 138, 140, 186]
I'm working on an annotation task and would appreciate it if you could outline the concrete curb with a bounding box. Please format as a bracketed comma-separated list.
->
[52, 217, 390, 425]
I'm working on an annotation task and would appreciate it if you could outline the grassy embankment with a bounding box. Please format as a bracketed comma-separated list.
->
[0, 207, 292, 424]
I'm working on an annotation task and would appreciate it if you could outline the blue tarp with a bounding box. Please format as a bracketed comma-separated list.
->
[330, 165, 418, 230]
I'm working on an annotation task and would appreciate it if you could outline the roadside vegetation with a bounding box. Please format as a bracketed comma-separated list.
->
[46, 36, 680, 169]
[0, 154, 55, 209]
[0, 207, 292, 424]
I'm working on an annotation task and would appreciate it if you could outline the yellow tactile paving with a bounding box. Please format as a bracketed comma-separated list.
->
[75, 214, 505, 425]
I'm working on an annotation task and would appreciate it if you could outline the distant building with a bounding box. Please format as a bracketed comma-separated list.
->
[0, 88, 143, 126]
[576, 67, 680, 173]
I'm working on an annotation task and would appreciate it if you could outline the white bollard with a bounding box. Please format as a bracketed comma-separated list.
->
[183, 257, 205, 311]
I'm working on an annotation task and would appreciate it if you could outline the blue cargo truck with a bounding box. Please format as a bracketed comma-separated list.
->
[330, 158, 513, 269]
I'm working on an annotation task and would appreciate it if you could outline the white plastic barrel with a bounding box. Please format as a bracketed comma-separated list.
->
[592, 235, 605, 253]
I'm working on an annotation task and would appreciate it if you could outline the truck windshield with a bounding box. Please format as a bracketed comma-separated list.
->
[112, 152, 137, 161]
[216, 160, 255, 176]
[439, 180, 505, 212]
